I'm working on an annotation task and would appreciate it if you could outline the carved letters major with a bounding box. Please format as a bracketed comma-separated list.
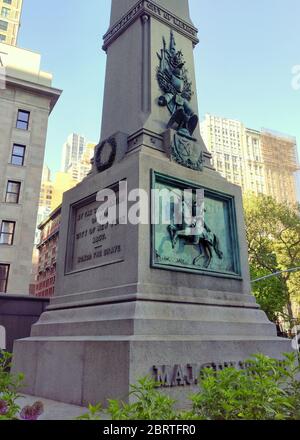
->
[153, 361, 253, 388]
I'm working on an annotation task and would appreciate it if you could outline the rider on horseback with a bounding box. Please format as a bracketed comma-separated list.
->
[168, 196, 223, 268]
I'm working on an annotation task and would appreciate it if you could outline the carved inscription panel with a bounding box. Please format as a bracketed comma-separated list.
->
[71, 197, 125, 273]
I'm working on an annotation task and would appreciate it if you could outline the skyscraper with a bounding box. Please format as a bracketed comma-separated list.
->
[201, 114, 299, 205]
[39, 165, 53, 212]
[60, 133, 85, 173]
[0, 0, 23, 46]
[65, 141, 95, 182]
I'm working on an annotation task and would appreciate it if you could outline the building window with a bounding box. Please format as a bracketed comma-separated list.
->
[0, 34, 5, 42]
[16, 110, 30, 130]
[1, 7, 10, 17]
[0, 264, 9, 293]
[11, 144, 26, 166]
[3, 0, 12, 4]
[0, 221, 15, 245]
[0, 20, 8, 31]
[5, 181, 21, 203]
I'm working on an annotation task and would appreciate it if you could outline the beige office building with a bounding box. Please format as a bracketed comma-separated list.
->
[0, 0, 23, 46]
[243, 128, 266, 195]
[200, 114, 246, 188]
[0, 43, 61, 294]
[201, 114, 299, 205]
[39, 165, 53, 211]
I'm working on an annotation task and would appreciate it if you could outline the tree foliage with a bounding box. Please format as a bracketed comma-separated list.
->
[186, 353, 300, 420]
[244, 193, 300, 326]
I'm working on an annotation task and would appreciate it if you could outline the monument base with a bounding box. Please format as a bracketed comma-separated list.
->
[12, 146, 292, 407]
[12, 298, 291, 407]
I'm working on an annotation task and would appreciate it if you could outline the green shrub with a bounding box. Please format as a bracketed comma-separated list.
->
[77, 403, 103, 420]
[183, 353, 300, 420]
[0, 350, 24, 420]
[79, 353, 300, 421]
[78, 377, 177, 421]
[0, 350, 44, 420]
[107, 377, 177, 420]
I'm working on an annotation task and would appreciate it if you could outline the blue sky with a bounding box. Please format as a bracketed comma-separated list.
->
[18, 0, 300, 174]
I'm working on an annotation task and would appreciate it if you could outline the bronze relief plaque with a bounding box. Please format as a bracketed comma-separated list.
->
[151, 172, 241, 278]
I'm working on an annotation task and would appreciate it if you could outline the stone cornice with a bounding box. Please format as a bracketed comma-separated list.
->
[5, 75, 62, 113]
[102, 0, 199, 51]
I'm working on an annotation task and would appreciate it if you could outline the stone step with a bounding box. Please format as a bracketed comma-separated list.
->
[31, 318, 277, 337]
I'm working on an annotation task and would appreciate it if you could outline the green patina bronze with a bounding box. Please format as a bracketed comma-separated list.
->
[156, 31, 204, 171]
[157, 30, 198, 138]
[151, 171, 241, 278]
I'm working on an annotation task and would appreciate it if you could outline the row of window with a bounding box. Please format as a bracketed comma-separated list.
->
[0, 108, 29, 131]
[0, 111, 30, 142]
[0, 19, 8, 31]
[0, 178, 21, 245]
[0, 2, 12, 52]
[11, 143, 25, 165]
[0, 263, 9, 293]
[16, 109, 30, 130]
[0, 220, 15, 245]
[0, 109, 30, 292]
[0, 0, 14, 30]
[1, 7, 10, 18]
[36, 276, 56, 290]
[36, 287, 54, 297]
[5, 180, 20, 203]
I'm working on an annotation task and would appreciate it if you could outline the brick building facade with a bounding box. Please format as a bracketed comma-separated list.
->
[35, 205, 61, 297]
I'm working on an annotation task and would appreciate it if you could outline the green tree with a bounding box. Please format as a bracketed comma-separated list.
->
[249, 266, 287, 323]
[244, 193, 300, 327]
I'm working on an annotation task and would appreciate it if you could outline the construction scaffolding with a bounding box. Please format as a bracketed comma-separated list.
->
[261, 129, 299, 206]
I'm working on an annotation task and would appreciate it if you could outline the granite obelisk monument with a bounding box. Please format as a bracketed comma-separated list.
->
[13, 0, 291, 406]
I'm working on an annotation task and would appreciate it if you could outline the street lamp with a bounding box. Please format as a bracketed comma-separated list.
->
[251, 267, 300, 284]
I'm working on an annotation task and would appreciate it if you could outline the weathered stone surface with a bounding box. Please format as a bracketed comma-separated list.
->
[45, 149, 251, 308]
[13, 335, 290, 407]
[110, 0, 193, 26]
